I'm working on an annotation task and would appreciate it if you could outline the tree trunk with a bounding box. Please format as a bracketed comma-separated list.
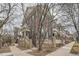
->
[32, 33, 37, 47]
[38, 44, 42, 51]
[52, 36, 56, 47]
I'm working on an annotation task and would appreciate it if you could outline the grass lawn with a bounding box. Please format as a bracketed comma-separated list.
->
[0, 47, 11, 53]
[71, 42, 79, 54]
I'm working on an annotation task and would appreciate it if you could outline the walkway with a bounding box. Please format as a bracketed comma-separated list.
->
[0, 52, 13, 56]
[47, 41, 76, 56]
[0, 41, 76, 56]
[9, 46, 32, 56]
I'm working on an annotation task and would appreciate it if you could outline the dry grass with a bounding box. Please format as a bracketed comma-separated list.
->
[71, 42, 79, 54]
[17, 46, 29, 50]
[0, 47, 11, 53]
[17, 40, 32, 50]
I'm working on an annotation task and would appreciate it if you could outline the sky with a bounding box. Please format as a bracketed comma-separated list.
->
[1, 3, 77, 35]
[2, 4, 36, 35]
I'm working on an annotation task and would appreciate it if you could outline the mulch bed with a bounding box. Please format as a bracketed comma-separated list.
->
[28, 43, 62, 56]
[28, 47, 58, 56]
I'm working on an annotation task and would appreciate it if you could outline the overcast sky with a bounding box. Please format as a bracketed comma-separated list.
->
[1, 3, 76, 34]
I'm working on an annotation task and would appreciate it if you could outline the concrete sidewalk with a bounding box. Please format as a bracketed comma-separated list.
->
[10, 46, 33, 56]
[0, 52, 13, 56]
[0, 41, 76, 56]
[47, 42, 76, 56]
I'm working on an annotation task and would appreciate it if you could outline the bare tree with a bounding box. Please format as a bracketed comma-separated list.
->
[0, 3, 19, 48]
[61, 4, 79, 42]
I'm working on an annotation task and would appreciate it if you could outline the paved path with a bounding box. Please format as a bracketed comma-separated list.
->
[0, 41, 76, 56]
[10, 46, 32, 56]
[0, 52, 13, 56]
[47, 41, 76, 56]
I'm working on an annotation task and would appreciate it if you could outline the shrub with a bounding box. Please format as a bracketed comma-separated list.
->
[76, 37, 79, 43]
[71, 42, 79, 54]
